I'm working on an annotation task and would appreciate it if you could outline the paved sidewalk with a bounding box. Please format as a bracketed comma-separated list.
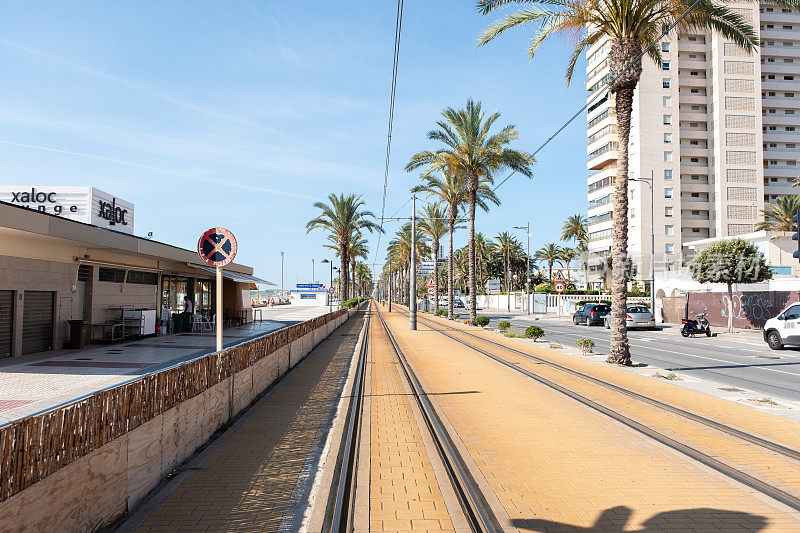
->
[0, 305, 330, 425]
[381, 305, 800, 532]
[126, 311, 364, 532]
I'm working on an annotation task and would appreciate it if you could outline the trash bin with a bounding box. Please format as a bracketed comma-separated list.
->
[172, 313, 183, 333]
[68, 320, 89, 349]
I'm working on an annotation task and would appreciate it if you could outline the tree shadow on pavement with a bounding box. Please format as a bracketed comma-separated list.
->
[512, 505, 768, 532]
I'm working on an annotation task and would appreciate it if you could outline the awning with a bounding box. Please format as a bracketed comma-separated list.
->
[190, 264, 275, 285]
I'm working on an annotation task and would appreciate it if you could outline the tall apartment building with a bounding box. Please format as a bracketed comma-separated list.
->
[584, 2, 799, 288]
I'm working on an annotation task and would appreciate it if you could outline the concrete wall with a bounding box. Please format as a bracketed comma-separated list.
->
[0, 309, 352, 532]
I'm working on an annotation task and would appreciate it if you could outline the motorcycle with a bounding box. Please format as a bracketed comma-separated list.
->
[681, 312, 711, 337]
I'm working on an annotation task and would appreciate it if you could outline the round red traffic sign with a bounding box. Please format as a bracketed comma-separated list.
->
[328, 286, 335, 295]
[197, 228, 237, 267]
[427, 286, 436, 295]
[554, 281, 566, 293]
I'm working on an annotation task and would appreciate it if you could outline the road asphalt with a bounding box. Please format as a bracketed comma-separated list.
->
[467, 310, 800, 402]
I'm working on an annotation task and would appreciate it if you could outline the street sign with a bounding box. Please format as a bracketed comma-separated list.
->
[426, 286, 436, 295]
[486, 278, 501, 295]
[552, 269, 566, 283]
[197, 227, 237, 267]
[426, 276, 435, 287]
[328, 286, 335, 295]
[554, 281, 566, 293]
[298, 283, 324, 289]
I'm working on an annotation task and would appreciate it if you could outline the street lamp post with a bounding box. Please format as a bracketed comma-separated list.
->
[410, 193, 417, 331]
[321, 259, 333, 312]
[312, 258, 315, 285]
[630, 172, 655, 313]
[280, 251, 284, 304]
[513, 223, 531, 315]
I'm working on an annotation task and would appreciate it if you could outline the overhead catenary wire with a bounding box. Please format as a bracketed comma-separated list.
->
[492, 0, 702, 193]
[372, 0, 405, 271]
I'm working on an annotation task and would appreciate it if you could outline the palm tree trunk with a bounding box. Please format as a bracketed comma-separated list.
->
[448, 213, 455, 320]
[468, 192, 477, 324]
[340, 241, 349, 304]
[351, 258, 356, 298]
[606, 84, 634, 366]
[433, 239, 440, 312]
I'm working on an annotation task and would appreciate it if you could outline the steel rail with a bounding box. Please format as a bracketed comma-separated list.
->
[327, 308, 371, 532]
[375, 306, 503, 533]
[411, 312, 800, 463]
[402, 311, 800, 513]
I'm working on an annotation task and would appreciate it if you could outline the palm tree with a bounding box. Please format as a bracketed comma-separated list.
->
[559, 247, 578, 282]
[348, 234, 369, 298]
[354, 261, 372, 297]
[478, 0, 759, 365]
[306, 193, 381, 300]
[756, 196, 800, 232]
[406, 99, 533, 324]
[535, 243, 563, 282]
[388, 223, 430, 305]
[561, 214, 589, 289]
[412, 170, 492, 319]
[418, 203, 448, 312]
[491, 232, 522, 293]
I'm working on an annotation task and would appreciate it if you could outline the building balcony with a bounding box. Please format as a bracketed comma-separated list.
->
[587, 143, 618, 170]
[680, 146, 709, 157]
[761, 78, 800, 91]
[764, 183, 796, 196]
[760, 28, 800, 41]
[763, 147, 800, 157]
[680, 161, 709, 169]
[683, 228, 711, 239]
[763, 97, 800, 108]
[762, 115, 800, 126]
[760, 10, 800, 24]
[679, 128, 709, 139]
[680, 200, 711, 210]
[679, 93, 708, 105]
[763, 166, 799, 177]
[681, 217, 712, 228]
[760, 45, 800, 58]
[680, 181, 711, 193]
[764, 132, 800, 143]
[678, 75, 709, 87]
[761, 62, 800, 75]
[678, 59, 708, 70]
[680, 111, 709, 122]
[678, 41, 707, 53]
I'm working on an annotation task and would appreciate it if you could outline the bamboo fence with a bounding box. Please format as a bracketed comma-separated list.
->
[0, 309, 348, 502]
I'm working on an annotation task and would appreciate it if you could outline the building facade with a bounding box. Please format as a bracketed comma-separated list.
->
[585, 2, 799, 288]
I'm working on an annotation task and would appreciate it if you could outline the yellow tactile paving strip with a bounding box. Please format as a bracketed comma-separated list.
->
[368, 310, 456, 532]
[413, 314, 800, 498]
[379, 304, 800, 532]
[136, 314, 364, 533]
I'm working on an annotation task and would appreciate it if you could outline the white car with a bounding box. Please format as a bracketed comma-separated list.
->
[763, 302, 800, 350]
[604, 305, 656, 329]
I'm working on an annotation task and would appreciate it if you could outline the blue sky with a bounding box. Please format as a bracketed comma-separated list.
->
[0, 1, 587, 285]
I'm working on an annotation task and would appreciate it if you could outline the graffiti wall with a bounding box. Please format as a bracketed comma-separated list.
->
[682, 291, 799, 329]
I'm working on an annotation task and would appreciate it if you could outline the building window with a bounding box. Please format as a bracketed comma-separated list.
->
[664, 133, 672, 143]
[663, 114, 671, 125]
[664, 169, 673, 180]
[98, 267, 126, 283]
[126, 270, 159, 285]
[665, 188, 673, 198]
[665, 244, 675, 254]
[665, 225, 674, 236]
[662, 61, 670, 70]
[663, 78, 670, 88]
[664, 151, 673, 162]
[665, 207, 674, 217]
[662, 42, 670, 52]
[663, 96, 671, 107]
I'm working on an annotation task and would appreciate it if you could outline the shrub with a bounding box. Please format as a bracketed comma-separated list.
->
[497, 320, 511, 331]
[576, 300, 611, 307]
[451, 313, 459, 319]
[524, 326, 544, 340]
[475, 316, 490, 327]
[576, 338, 595, 355]
[504, 328, 524, 338]
[435, 309, 446, 317]
[534, 282, 553, 293]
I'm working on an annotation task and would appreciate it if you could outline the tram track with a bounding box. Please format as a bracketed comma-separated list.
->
[327, 303, 503, 532]
[392, 306, 800, 513]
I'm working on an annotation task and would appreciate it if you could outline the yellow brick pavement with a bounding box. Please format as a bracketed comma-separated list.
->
[368, 309, 456, 532]
[135, 313, 365, 533]
[380, 304, 800, 532]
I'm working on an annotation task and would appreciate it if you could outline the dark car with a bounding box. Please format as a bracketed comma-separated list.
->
[573, 303, 611, 326]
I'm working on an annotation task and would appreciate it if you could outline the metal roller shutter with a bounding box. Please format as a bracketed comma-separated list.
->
[0, 291, 12, 358]
[22, 291, 54, 355]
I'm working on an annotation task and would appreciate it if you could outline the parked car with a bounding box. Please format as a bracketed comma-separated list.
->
[763, 302, 800, 350]
[453, 297, 465, 308]
[604, 305, 655, 329]
[573, 303, 611, 326]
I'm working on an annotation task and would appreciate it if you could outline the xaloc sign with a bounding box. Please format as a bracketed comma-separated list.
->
[0, 186, 135, 234]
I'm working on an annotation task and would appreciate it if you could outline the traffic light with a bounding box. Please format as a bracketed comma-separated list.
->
[793, 207, 800, 260]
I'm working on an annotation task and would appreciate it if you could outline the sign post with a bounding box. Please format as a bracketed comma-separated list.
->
[553, 270, 566, 318]
[197, 227, 238, 352]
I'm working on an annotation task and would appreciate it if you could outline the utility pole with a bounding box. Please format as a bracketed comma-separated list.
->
[280, 251, 284, 303]
[388, 259, 392, 313]
[312, 258, 315, 284]
[631, 173, 655, 312]
[410, 194, 417, 330]
[514, 223, 531, 315]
